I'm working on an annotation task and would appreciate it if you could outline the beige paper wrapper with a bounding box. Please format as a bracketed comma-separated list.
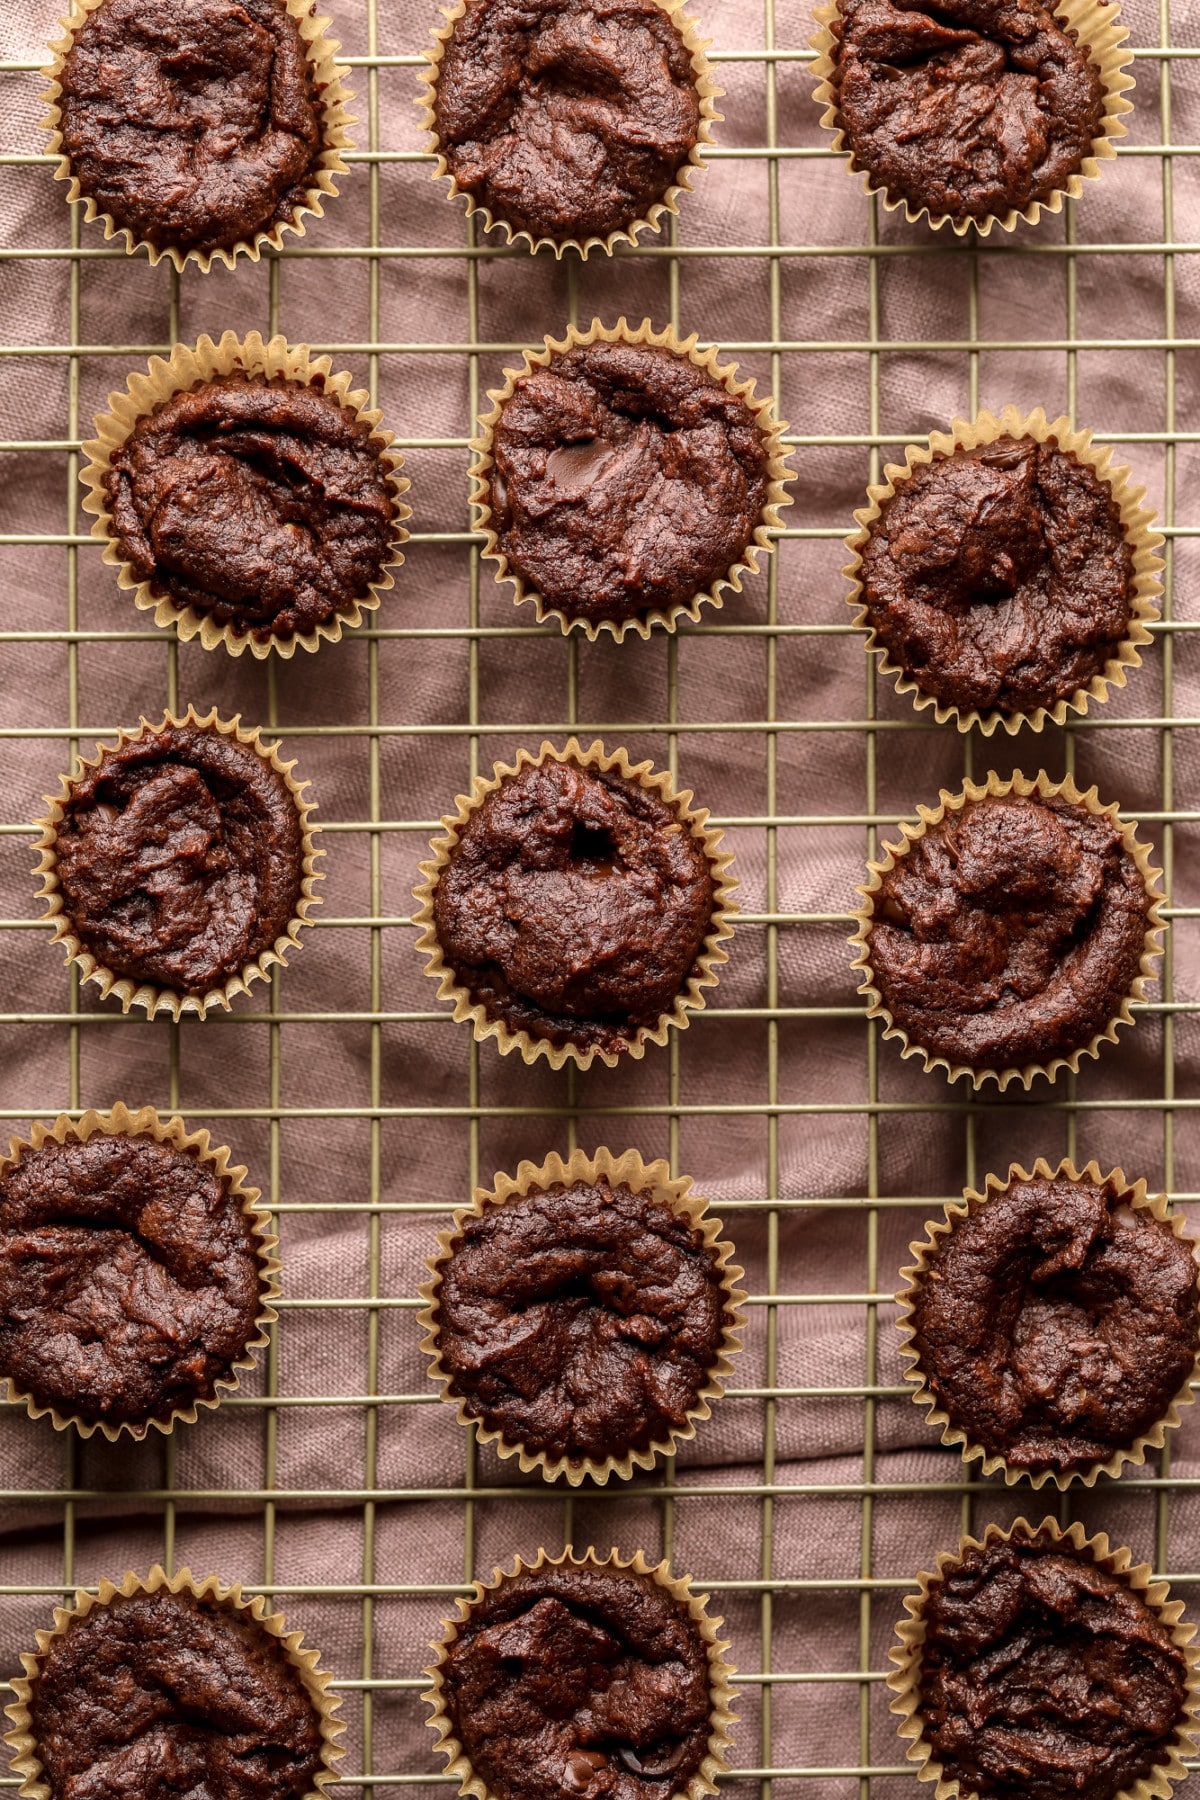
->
[417, 0, 722, 259]
[848, 768, 1167, 1091]
[469, 316, 794, 641]
[809, 0, 1134, 236]
[41, 0, 355, 272]
[412, 737, 738, 1070]
[844, 405, 1164, 736]
[33, 704, 323, 1020]
[424, 1545, 737, 1800]
[4, 1565, 344, 1800]
[887, 1516, 1200, 1800]
[418, 1146, 746, 1485]
[79, 331, 411, 660]
[0, 1104, 280, 1443]
[896, 1157, 1200, 1490]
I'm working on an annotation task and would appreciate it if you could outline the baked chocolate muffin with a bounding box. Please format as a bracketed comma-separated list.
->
[829, 0, 1107, 227]
[430, 1175, 736, 1468]
[912, 1528, 1191, 1800]
[49, 718, 308, 999]
[436, 1560, 717, 1800]
[863, 788, 1156, 1074]
[429, 753, 718, 1055]
[53, 0, 329, 257]
[25, 1587, 326, 1800]
[103, 372, 401, 645]
[430, 0, 704, 243]
[0, 1128, 266, 1431]
[857, 437, 1137, 718]
[905, 1168, 1199, 1477]
[482, 336, 774, 628]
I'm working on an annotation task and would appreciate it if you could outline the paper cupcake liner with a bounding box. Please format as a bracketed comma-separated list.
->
[80, 330, 411, 660]
[897, 1157, 1200, 1490]
[848, 768, 1167, 1091]
[33, 704, 323, 1020]
[887, 1516, 1200, 1800]
[809, 0, 1134, 236]
[417, 0, 722, 259]
[4, 1565, 344, 1800]
[41, 0, 355, 272]
[470, 316, 794, 641]
[424, 1545, 736, 1800]
[418, 1146, 746, 1485]
[412, 737, 738, 1070]
[844, 405, 1163, 736]
[0, 1104, 280, 1443]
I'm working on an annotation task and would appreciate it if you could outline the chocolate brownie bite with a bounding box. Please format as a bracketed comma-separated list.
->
[891, 1524, 1196, 1800]
[47, 0, 351, 266]
[476, 330, 788, 635]
[425, 0, 715, 247]
[901, 1163, 1199, 1480]
[854, 778, 1162, 1083]
[429, 1553, 733, 1800]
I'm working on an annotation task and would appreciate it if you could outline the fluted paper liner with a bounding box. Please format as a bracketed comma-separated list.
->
[4, 1565, 344, 1800]
[424, 1545, 736, 1800]
[470, 317, 794, 641]
[412, 737, 738, 1069]
[809, 0, 1134, 236]
[0, 1105, 279, 1442]
[848, 768, 1166, 1090]
[887, 1517, 1200, 1800]
[41, 0, 355, 271]
[80, 331, 411, 660]
[844, 406, 1163, 735]
[33, 704, 323, 1019]
[418, 1146, 746, 1485]
[418, 0, 722, 259]
[897, 1157, 1200, 1490]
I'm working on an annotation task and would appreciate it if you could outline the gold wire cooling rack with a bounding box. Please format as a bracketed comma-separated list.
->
[2, 0, 1200, 1792]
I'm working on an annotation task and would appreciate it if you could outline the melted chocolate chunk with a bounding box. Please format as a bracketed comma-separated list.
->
[57, 0, 325, 255]
[53, 720, 306, 997]
[28, 1589, 325, 1800]
[831, 0, 1106, 226]
[432, 756, 715, 1054]
[435, 1177, 733, 1463]
[442, 1563, 713, 1800]
[0, 1133, 263, 1429]
[432, 0, 701, 241]
[867, 791, 1153, 1072]
[909, 1171, 1198, 1474]
[860, 438, 1135, 716]
[487, 339, 772, 626]
[919, 1530, 1190, 1800]
[104, 373, 399, 644]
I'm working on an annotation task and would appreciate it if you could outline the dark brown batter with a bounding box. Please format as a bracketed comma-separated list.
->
[432, 0, 701, 241]
[53, 720, 306, 997]
[909, 1172, 1198, 1474]
[918, 1530, 1190, 1800]
[432, 756, 716, 1053]
[105, 373, 400, 644]
[28, 1588, 325, 1800]
[859, 438, 1135, 717]
[441, 1562, 713, 1800]
[0, 1132, 264, 1429]
[867, 791, 1153, 1071]
[57, 0, 326, 255]
[487, 339, 772, 626]
[831, 0, 1106, 226]
[434, 1178, 732, 1463]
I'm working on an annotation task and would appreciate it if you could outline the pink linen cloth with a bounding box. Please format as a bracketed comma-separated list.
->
[1, 0, 1199, 1791]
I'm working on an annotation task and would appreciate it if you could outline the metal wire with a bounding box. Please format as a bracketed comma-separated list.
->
[1, 0, 1197, 1791]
